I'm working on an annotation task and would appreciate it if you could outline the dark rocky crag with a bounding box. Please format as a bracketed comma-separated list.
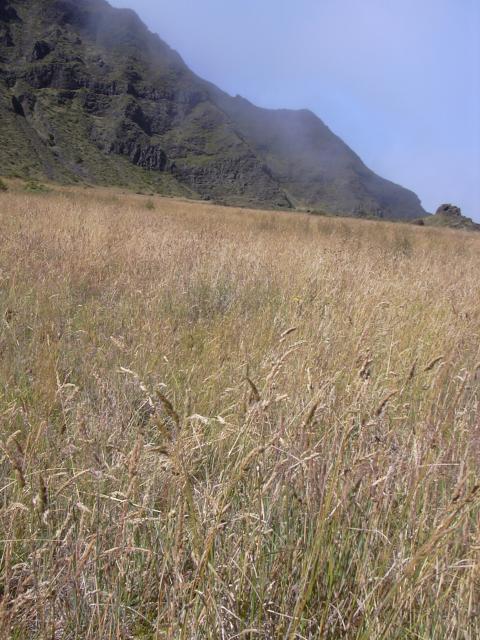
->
[429, 204, 479, 230]
[0, 0, 427, 218]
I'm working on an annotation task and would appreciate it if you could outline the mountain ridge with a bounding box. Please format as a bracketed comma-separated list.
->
[0, 0, 427, 219]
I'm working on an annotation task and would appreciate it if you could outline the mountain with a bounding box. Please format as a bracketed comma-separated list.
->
[0, 0, 427, 218]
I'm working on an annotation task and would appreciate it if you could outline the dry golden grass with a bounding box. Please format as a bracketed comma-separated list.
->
[0, 186, 479, 639]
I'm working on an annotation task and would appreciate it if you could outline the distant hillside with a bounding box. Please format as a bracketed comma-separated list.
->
[0, 0, 427, 218]
[415, 204, 479, 231]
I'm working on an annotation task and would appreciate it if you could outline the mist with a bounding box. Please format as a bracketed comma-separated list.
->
[109, 0, 480, 219]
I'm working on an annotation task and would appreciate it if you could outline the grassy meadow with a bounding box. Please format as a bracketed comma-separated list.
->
[0, 185, 479, 638]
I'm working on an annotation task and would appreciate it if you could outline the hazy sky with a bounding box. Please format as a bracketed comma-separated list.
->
[110, 0, 480, 219]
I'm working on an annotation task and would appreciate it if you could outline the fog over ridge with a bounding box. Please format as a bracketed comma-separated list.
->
[110, 0, 480, 219]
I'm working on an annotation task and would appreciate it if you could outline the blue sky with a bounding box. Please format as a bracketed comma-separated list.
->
[110, 0, 480, 219]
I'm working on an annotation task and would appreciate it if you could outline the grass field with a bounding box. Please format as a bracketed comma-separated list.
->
[0, 185, 479, 639]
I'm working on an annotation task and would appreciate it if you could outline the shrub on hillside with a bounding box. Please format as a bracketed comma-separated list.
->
[24, 180, 51, 193]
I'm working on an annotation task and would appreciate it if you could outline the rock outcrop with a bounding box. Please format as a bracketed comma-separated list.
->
[415, 203, 479, 231]
[435, 204, 462, 218]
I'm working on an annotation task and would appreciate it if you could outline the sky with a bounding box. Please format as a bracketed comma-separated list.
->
[110, 0, 480, 219]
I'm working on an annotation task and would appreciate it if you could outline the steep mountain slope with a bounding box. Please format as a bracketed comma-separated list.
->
[0, 0, 427, 218]
[213, 93, 425, 218]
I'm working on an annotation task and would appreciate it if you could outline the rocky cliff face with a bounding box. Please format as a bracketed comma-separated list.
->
[0, 0, 427, 218]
